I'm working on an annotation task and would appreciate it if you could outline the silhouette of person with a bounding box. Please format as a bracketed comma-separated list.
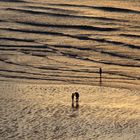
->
[71, 93, 75, 107]
[75, 92, 79, 103]
[72, 93, 75, 101]
[99, 68, 102, 84]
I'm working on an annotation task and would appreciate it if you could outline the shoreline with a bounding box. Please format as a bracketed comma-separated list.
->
[0, 79, 139, 91]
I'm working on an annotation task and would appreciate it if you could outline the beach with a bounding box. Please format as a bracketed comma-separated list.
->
[0, 0, 140, 139]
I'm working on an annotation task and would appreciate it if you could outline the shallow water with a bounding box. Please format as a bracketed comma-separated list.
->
[0, 0, 140, 89]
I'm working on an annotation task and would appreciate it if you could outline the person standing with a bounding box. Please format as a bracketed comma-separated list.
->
[71, 93, 75, 107]
[99, 68, 102, 85]
[75, 92, 79, 103]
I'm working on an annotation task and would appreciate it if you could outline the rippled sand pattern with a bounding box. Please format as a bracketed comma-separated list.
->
[0, 83, 139, 140]
[0, 0, 140, 89]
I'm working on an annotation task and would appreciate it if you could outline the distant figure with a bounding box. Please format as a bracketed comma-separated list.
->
[71, 92, 80, 110]
[71, 92, 75, 104]
[75, 92, 79, 102]
[99, 68, 102, 85]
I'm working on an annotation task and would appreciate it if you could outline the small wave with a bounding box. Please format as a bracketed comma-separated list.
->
[48, 3, 140, 14]
[16, 21, 119, 32]
[0, 0, 26, 3]
[120, 34, 140, 38]
[0, 73, 50, 81]
[0, 37, 35, 43]
[0, 27, 68, 36]
[0, 69, 46, 77]
[95, 39, 140, 50]
[6, 8, 127, 22]
[0, 44, 48, 49]
[24, 5, 79, 14]
[93, 6, 140, 14]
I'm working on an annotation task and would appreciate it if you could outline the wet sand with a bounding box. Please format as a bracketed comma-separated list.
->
[0, 82, 139, 140]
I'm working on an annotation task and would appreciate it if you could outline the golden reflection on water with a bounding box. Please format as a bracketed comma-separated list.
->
[0, 0, 140, 89]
